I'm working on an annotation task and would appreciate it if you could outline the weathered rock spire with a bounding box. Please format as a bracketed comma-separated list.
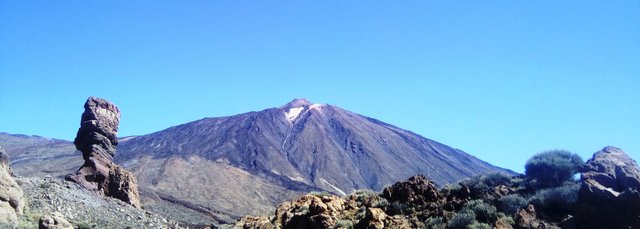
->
[66, 97, 140, 208]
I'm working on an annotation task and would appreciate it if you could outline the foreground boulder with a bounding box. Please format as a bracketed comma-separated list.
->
[0, 145, 24, 223]
[576, 146, 640, 228]
[65, 97, 140, 208]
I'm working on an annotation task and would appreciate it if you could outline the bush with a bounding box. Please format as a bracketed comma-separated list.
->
[355, 207, 366, 219]
[424, 217, 446, 229]
[459, 177, 491, 198]
[448, 209, 476, 229]
[482, 173, 512, 187]
[497, 216, 515, 226]
[459, 173, 513, 198]
[463, 200, 498, 223]
[528, 182, 580, 220]
[334, 219, 354, 229]
[372, 198, 390, 208]
[524, 150, 583, 188]
[76, 222, 92, 229]
[498, 194, 528, 215]
[466, 221, 491, 229]
[310, 191, 332, 197]
[388, 201, 411, 215]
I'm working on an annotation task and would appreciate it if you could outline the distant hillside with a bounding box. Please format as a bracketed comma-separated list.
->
[0, 132, 81, 177]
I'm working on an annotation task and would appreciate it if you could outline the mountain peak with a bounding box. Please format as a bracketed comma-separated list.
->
[281, 98, 312, 109]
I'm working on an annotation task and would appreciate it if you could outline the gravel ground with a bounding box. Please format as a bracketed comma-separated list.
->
[7, 176, 187, 229]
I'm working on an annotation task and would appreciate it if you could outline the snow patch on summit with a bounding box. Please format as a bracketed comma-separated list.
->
[285, 107, 305, 122]
[309, 104, 323, 110]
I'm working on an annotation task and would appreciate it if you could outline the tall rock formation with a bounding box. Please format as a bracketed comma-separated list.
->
[576, 146, 640, 228]
[0, 145, 24, 223]
[65, 97, 140, 208]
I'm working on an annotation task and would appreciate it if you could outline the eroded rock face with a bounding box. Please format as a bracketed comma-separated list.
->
[0, 145, 24, 223]
[106, 166, 141, 208]
[576, 146, 640, 228]
[65, 97, 140, 208]
[579, 146, 640, 197]
[381, 175, 441, 205]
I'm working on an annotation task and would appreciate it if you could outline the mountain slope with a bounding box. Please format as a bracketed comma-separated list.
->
[1, 99, 511, 225]
[0, 133, 81, 177]
[117, 99, 507, 195]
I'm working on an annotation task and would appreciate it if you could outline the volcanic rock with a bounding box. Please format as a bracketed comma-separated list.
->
[65, 97, 140, 208]
[106, 165, 140, 208]
[576, 146, 640, 228]
[514, 204, 556, 229]
[381, 175, 441, 205]
[579, 146, 640, 197]
[0, 145, 24, 223]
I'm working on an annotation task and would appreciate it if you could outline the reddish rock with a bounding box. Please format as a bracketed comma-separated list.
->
[382, 175, 441, 205]
[66, 97, 140, 208]
[576, 146, 640, 228]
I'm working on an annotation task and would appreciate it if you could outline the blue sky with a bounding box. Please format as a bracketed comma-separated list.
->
[1, 1, 638, 173]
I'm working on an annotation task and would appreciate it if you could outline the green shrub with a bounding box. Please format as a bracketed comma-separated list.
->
[497, 216, 515, 225]
[459, 177, 490, 198]
[463, 200, 498, 223]
[40, 182, 51, 189]
[372, 198, 389, 208]
[348, 190, 376, 201]
[355, 207, 366, 219]
[448, 209, 476, 229]
[466, 221, 491, 229]
[498, 194, 528, 215]
[459, 173, 513, 199]
[482, 173, 512, 187]
[424, 217, 446, 229]
[76, 221, 92, 229]
[293, 205, 310, 214]
[334, 219, 354, 229]
[525, 150, 583, 188]
[310, 191, 332, 197]
[528, 182, 579, 220]
[388, 201, 411, 215]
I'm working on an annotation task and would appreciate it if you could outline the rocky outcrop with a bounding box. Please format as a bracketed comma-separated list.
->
[273, 194, 349, 229]
[234, 192, 412, 229]
[576, 146, 640, 228]
[106, 166, 140, 208]
[0, 145, 24, 223]
[65, 97, 140, 208]
[381, 175, 441, 205]
[38, 212, 73, 229]
[513, 204, 557, 229]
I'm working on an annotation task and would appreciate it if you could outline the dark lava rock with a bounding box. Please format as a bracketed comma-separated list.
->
[381, 174, 441, 205]
[66, 97, 140, 208]
[576, 146, 640, 229]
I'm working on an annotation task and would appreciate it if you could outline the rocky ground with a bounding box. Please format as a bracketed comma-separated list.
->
[1, 177, 182, 229]
[234, 146, 640, 229]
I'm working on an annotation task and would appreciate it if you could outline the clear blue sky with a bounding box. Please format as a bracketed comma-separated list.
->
[1, 1, 638, 173]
